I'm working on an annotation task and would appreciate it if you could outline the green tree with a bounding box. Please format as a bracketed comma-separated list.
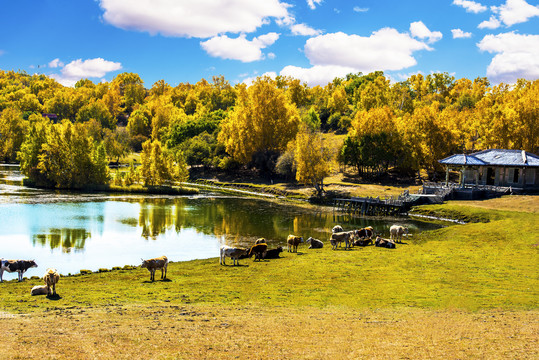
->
[0, 107, 28, 162]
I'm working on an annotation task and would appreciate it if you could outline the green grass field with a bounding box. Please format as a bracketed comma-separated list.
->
[0, 196, 537, 359]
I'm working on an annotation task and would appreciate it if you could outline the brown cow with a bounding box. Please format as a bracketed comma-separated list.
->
[141, 256, 168, 281]
[287, 235, 303, 253]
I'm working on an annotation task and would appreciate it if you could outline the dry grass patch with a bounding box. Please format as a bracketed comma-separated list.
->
[0, 305, 536, 360]
[451, 195, 539, 213]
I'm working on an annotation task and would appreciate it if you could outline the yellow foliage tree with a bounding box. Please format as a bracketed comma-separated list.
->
[218, 76, 300, 164]
[295, 125, 332, 195]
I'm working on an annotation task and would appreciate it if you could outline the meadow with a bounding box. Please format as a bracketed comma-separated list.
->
[0, 196, 537, 359]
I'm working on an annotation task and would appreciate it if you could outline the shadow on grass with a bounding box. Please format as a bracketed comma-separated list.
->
[46, 294, 61, 300]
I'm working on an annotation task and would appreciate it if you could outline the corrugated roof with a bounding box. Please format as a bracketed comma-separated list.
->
[439, 149, 539, 167]
[439, 154, 487, 166]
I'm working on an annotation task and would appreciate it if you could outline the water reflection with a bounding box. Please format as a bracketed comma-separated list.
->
[33, 228, 90, 253]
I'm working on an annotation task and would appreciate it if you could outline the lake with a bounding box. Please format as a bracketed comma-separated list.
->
[0, 165, 441, 279]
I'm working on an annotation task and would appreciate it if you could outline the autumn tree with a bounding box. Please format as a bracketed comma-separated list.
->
[295, 125, 332, 195]
[0, 107, 28, 162]
[218, 76, 300, 166]
[140, 140, 188, 186]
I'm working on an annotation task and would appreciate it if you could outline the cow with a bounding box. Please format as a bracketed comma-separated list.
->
[248, 243, 268, 261]
[390, 225, 409, 243]
[287, 235, 303, 253]
[263, 246, 283, 259]
[0, 259, 38, 282]
[43, 268, 60, 296]
[254, 238, 267, 245]
[330, 231, 355, 250]
[220, 245, 248, 266]
[375, 236, 396, 249]
[31, 285, 49, 296]
[306, 237, 324, 249]
[332, 225, 344, 233]
[141, 256, 168, 281]
[352, 238, 372, 247]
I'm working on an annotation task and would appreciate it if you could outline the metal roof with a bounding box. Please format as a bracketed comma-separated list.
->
[439, 149, 539, 167]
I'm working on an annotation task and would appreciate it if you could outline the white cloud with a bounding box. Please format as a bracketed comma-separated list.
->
[410, 21, 443, 43]
[491, 0, 539, 27]
[290, 23, 322, 36]
[200, 33, 279, 62]
[241, 71, 277, 85]
[279, 28, 432, 86]
[452, 0, 487, 13]
[50, 58, 122, 87]
[478, 15, 502, 29]
[99, 0, 291, 38]
[451, 29, 472, 38]
[353, 7, 369, 13]
[307, 0, 323, 10]
[477, 32, 539, 83]
[48, 58, 64, 68]
[267, 52, 276, 59]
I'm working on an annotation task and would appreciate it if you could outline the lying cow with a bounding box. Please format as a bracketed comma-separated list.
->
[141, 256, 168, 281]
[31, 285, 49, 296]
[306, 237, 324, 249]
[330, 231, 355, 250]
[43, 268, 60, 296]
[264, 246, 283, 259]
[248, 243, 268, 261]
[353, 238, 372, 247]
[220, 245, 248, 266]
[389, 225, 408, 243]
[0, 259, 38, 282]
[375, 236, 396, 249]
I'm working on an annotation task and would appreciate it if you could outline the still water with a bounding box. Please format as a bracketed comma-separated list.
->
[0, 165, 441, 278]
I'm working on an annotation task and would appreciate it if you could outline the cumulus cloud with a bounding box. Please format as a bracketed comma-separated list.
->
[477, 32, 539, 83]
[279, 28, 432, 86]
[478, 15, 502, 29]
[290, 23, 322, 36]
[200, 33, 279, 62]
[307, 0, 323, 10]
[48, 58, 64, 68]
[50, 58, 122, 87]
[241, 71, 277, 85]
[410, 21, 443, 43]
[99, 0, 290, 38]
[452, 0, 487, 13]
[451, 29, 472, 38]
[491, 0, 539, 27]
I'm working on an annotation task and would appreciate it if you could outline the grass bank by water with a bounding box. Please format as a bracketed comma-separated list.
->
[0, 196, 537, 359]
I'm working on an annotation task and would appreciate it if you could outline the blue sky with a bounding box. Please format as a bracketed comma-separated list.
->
[1, 0, 538, 87]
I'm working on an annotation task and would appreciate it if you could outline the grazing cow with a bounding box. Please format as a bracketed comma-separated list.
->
[31, 285, 49, 296]
[390, 225, 409, 243]
[248, 243, 268, 261]
[375, 236, 396, 249]
[141, 256, 168, 281]
[254, 238, 267, 245]
[220, 245, 248, 266]
[287, 235, 303, 253]
[330, 231, 355, 250]
[0, 259, 38, 282]
[332, 225, 344, 233]
[263, 246, 283, 259]
[306, 237, 324, 249]
[43, 268, 60, 296]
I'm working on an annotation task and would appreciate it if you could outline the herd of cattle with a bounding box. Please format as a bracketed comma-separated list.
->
[218, 224, 409, 266]
[0, 224, 409, 285]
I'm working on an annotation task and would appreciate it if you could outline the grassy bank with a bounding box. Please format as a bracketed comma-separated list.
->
[0, 196, 537, 359]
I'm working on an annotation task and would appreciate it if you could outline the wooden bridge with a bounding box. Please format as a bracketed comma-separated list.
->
[333, 194, 414, 216]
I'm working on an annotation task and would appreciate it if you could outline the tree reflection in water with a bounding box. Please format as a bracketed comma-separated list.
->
[33, 228, 90, 253]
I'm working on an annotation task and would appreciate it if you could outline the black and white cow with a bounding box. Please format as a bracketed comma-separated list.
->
[0, 259, 38, 282]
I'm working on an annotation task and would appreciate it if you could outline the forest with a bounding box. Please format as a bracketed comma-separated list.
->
[0, 69, 537, 191]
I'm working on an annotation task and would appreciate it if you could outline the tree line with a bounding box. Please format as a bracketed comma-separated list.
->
[0, 69, 536, 191]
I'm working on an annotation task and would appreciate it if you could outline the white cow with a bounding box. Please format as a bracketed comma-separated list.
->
[389, 225, 408, 243]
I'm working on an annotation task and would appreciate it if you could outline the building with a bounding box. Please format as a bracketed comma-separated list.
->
[439, 149, 539, 190]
